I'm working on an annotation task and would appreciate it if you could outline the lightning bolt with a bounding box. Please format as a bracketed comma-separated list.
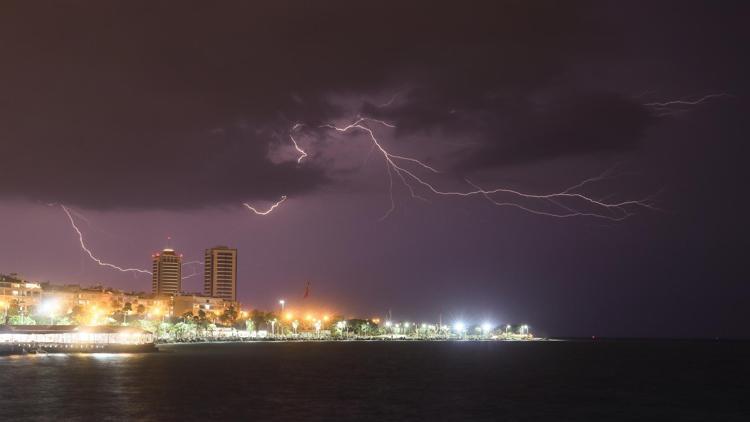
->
[290, 134, 308, 163]
[180, 260, 203, 280]
[643, 92, 734, 117]
[319, 118, 656, 221]
[243, 195, 287, 215]
[182, 260, 203, 266]
[644, 93, 732, 107]
[62, 205, 208, 278]
[377, 91, 402, 108]
[61, 205, 152, 275]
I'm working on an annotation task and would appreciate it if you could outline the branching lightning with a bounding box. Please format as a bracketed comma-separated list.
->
[244, 91, 681, 221]
[61, 205, 152, 275]
[62, 205, 208, 278]
[290, 134, 308, 163]
[290, 123, 308, 163]
[318, 118, 656, 221]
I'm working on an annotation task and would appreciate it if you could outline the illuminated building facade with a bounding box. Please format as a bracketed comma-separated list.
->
[173, 294, 236, 319]
[0, 274, 42, 320]
[152, 249, 182, 295]
[204, 246, 237, 301]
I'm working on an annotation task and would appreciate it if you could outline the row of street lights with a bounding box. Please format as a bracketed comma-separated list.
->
[383, 320, 531, 337]
[273, 298, 531, 338]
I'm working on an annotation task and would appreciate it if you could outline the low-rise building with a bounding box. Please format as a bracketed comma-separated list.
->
[0, 274, 43, 317]
[173, 294, 238, 319]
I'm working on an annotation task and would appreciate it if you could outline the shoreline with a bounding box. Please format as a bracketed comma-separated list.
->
[157, 337, 547, 346]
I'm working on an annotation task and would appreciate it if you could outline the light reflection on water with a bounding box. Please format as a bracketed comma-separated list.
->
[0, 341, 746, 422]
[87, 353, 135, 360]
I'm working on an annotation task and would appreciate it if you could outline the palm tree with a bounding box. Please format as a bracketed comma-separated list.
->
[181, 311, 193, 322]
[220, 306, 238, 325]
[122, 302, 132, 324]
[250, 309, 267, 332]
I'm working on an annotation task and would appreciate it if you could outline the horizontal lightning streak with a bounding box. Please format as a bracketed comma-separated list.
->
[243, 196, 287, 215]
[644, 93, 732, 107]
[321, 118, 655, 221]
[182, 260, 203, 266]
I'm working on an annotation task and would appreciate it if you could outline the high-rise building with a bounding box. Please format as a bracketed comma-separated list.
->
[152, 248, 182, 295]
[204, 246, 237, 301]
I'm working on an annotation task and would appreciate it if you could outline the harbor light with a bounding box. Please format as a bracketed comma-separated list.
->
[453, 321, 465, 332]
[481, 322, 492, 333]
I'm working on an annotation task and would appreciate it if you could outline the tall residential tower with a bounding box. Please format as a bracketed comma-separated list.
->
[152, 248, 182, 295]
[204, 246, 237, 301]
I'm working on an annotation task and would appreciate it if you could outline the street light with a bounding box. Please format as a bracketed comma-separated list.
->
[40, 299, 59, 325]
[453, 321, 465, 338]
[314, 320, 321, 338]
[336, 320, 346, 338]
[482, 322, 492, 336]
[279, 299, 285, 313]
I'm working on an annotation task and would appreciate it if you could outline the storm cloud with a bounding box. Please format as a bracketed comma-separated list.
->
[0, 1, 683, 208]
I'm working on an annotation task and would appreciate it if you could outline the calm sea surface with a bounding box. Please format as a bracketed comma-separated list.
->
[0, 340, 747, 421]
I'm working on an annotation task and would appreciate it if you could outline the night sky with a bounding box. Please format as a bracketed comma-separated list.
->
[1, 1, 747, 337]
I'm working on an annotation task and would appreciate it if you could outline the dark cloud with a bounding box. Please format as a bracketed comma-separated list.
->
[452, 93, 654, 170]
[0, 1, 660, 208]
